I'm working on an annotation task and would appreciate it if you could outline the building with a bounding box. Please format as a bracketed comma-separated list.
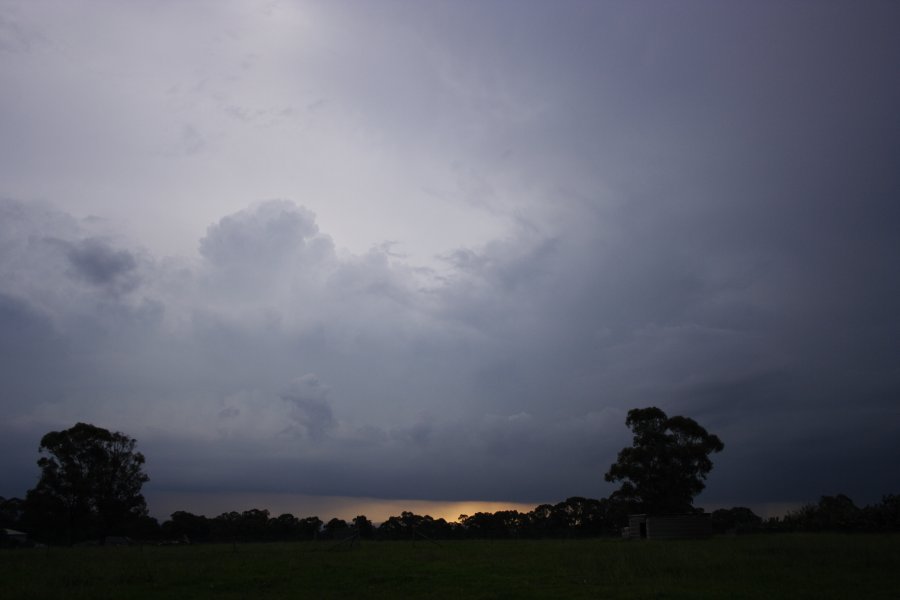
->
[622, 514, 712, 540]
[1, 528, 29, 547]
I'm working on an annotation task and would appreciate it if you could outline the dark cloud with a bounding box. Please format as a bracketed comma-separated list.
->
[0, 292, 67, 408]
[1, 3, 899, 512]
[280, 375, 336, 441]
[138, 406, 629, 503]
[4, 168, 900, 512]
[65, 237, 138, 291]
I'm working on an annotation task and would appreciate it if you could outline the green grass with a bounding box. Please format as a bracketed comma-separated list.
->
[2, 535, 899, 599]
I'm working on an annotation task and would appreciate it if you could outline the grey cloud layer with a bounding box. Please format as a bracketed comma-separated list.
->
[1, 1, 899, 507]
[2, 187, 898, 505]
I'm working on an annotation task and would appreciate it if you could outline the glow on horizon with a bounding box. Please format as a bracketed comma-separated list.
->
[145, 491, 543, 524]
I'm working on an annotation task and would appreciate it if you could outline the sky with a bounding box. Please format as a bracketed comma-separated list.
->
[1, 0, 899, 522]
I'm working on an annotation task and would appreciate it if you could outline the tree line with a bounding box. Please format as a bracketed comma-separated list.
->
[2, 412, 897, 546]
[4, 491, 899, 546]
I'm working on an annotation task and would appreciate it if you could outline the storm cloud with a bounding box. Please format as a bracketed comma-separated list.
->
[1, 1, 898, 515]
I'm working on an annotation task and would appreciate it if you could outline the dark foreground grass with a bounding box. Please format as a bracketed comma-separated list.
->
[2, 534, 899, 599]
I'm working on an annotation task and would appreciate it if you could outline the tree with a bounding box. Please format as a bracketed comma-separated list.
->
[24, 422, 149, 542]
[605, 407, 723, 514]
[0, 496, 25, 530]
[322, 517, 348, 539]
[297, 515, 323, 540]
[162, 511, 211, 542]
[711, 506, 762, 534]
[236, 508, 270, 540]
[352, 514, 375, 539]
[783, 494, 863, 532]
[867, 494, 900, 532]
[268, 513, 301, 540]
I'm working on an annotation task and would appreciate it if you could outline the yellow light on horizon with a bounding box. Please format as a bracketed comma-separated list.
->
[145, 490, 543, 523]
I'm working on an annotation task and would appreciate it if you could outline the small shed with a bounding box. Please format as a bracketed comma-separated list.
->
[2, 528, 29, 546]
[104, 536, 133, 546]
[624, 514, 712, 540]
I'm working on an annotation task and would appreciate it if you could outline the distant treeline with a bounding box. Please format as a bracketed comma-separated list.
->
[766, 494, 900, 533]
[2, 493, 898, 545]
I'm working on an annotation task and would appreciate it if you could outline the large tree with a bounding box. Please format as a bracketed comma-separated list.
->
[24, 422, 149, 542]
[605, 407, 723, 514]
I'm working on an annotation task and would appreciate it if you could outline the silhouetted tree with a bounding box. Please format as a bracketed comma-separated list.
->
[298, 516, 323, 540]
[711, 506, 762, 533]
[783, 494, 863, 532]
[527, 504, 565, 537]
[460, 512, 500, 537]
[815, 494, 862, 531]
[377, 514, 406, 539]
[237, 508, 270, 540]
[323, 517, 349, 539]
[269, 513, 301, 540]
[605, 407, 723, 514]
[129, 514, 161, 540]
[428, 517, 455, 539]
[377, 511, 446, 540]
[553, 496, 621, 536]
[352, 515, 374, 539]
[23, 422, 149, 542]
[211, 511, 241, 541]
[865, 494, 900, 532]
[0, 496, 25, 530]
[162, 511, 211, 542]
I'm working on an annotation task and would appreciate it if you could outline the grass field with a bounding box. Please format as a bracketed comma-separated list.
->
[2, 534, 899, 599]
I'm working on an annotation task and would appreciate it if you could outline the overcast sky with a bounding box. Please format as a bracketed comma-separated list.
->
[2, 0, 899, 521]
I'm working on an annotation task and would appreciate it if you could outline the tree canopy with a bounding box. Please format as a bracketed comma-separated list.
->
[605, 407, 724, 514]
[24, 422, 149, 542]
